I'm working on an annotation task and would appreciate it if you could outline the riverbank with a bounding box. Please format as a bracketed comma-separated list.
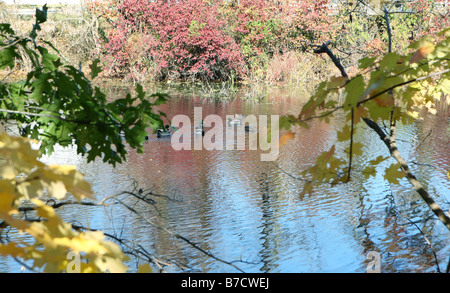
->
[1, 1, 448, 95]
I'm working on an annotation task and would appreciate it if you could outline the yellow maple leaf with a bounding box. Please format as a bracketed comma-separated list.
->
[410, 43, 435, 64]
[384, 163, 405, 185]
[279, 131, 295, 148]
[353, 106, 369, 124]
[337, 124, 351, 141]
[45, 165, 94, 200]
[137, 263, 153, 273]
[0, 243, 26, 258]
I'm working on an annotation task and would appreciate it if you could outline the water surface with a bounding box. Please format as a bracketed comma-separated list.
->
[1, 86, 449, 273]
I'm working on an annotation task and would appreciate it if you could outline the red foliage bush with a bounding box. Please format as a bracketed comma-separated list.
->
[102, 0, 246, 81]
[93, 0, 446, 82]
[97, 0, 339, 81]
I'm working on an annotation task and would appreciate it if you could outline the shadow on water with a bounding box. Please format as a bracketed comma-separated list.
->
[2, 84, 448, 273]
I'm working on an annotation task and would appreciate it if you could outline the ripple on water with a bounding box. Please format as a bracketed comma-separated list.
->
[4, 96, 448, 273]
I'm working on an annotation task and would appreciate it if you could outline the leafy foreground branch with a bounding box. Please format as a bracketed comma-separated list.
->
[0, 132, 128, 272]
[0, 5, 149, 272]
[362, 117, 450, 231]
[280, 27, 450, 231]
[0, 6, 249, 273]
[0, 158, 246, 273]
[0, 5, 168, 167]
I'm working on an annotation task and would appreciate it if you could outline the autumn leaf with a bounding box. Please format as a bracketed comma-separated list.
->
[279, 132, 295, 148]
[337, 124, 351, 141]
[44, 165, 94, 200]
[353, 106, 369, 124]
[137, 263, 153, 273]
[323, 145, 336, 161]
[373, 93, 395, 108]
[346, 142, 364, 156]
[384, 163, 405, 185]
[299, 182, 313, 198]
[361, 156, 389, 179]
[409, 44, 435, 64]
[0, 243, 27, 258]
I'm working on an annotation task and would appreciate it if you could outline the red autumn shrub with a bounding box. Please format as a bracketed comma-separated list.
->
[90, 0, 447, 83]
[101, 0, 246, 81]
[96, 0, 340, 81]
[404, 0, 450, 39]
[218, 0, 285, 71]
[286, 0, 339, 47]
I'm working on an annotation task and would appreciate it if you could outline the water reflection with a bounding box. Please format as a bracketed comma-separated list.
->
[2, 87, 448, 273]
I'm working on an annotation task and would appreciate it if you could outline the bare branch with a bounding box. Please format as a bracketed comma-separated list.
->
[314, 39, 450, 232]
[101, 195, 247, 273]
[313, 41, 348, 79]
[363, 117, 450, 231]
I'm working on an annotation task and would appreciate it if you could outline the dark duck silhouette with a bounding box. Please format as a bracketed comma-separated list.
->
[157, 125, 172, 138]
[194, 120, 205, 136]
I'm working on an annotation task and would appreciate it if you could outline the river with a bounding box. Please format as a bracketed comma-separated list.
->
[1, 84, 449, 273]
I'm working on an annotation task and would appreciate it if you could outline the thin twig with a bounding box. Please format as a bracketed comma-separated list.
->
[102, 196, 246, 273]
[314, 39, 450, 232]
[383, 7, 392, 53]
[347, 108, 355, 182]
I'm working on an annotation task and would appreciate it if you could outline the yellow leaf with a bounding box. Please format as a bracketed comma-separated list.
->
[47, 181, 67, 199]
[337, 124, 351, 141]
[44, 165, 94, 200]
[406, 111, 420, 119]
[0, 180, 17, 212]
[362, 165, 376, 179]
[15, 179, 46, 199]
[447, 170, 450, 180]
[347, 142, 364, 156]
[384, 163, 405, 185]
[0, 133, 43, 174]
[137, 263, 153, 273]
[0, 243, 26, 258]
[323, 145, 336, 161]
[299, 182, 313, 198]
[279, 132, 295, 148]
[409, 44, 435, 64]
[0, 165, 16, 180]
[370, 155, 389, 165]
[94, 255, 128, 273]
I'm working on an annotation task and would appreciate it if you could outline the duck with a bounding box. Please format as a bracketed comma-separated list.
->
[156, 125, 172, 138]
[243, 125, 258, 133]
[194, 120, 205, 136]
[228, 114, 244, 126]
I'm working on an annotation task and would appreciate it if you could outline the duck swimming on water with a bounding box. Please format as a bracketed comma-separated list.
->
[194, 120, 205, 136]
[228, 114, 244, 126]
[157, 125, 172, 138]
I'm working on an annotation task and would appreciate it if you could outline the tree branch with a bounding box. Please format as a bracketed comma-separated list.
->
[383, 7, 392, 53]
[313, 41, 348, 79]
[0, 108, 119, 126]
[101, 195, 246, 273]
[362, 117, 450, 231]
[315, 40, 450, 232]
